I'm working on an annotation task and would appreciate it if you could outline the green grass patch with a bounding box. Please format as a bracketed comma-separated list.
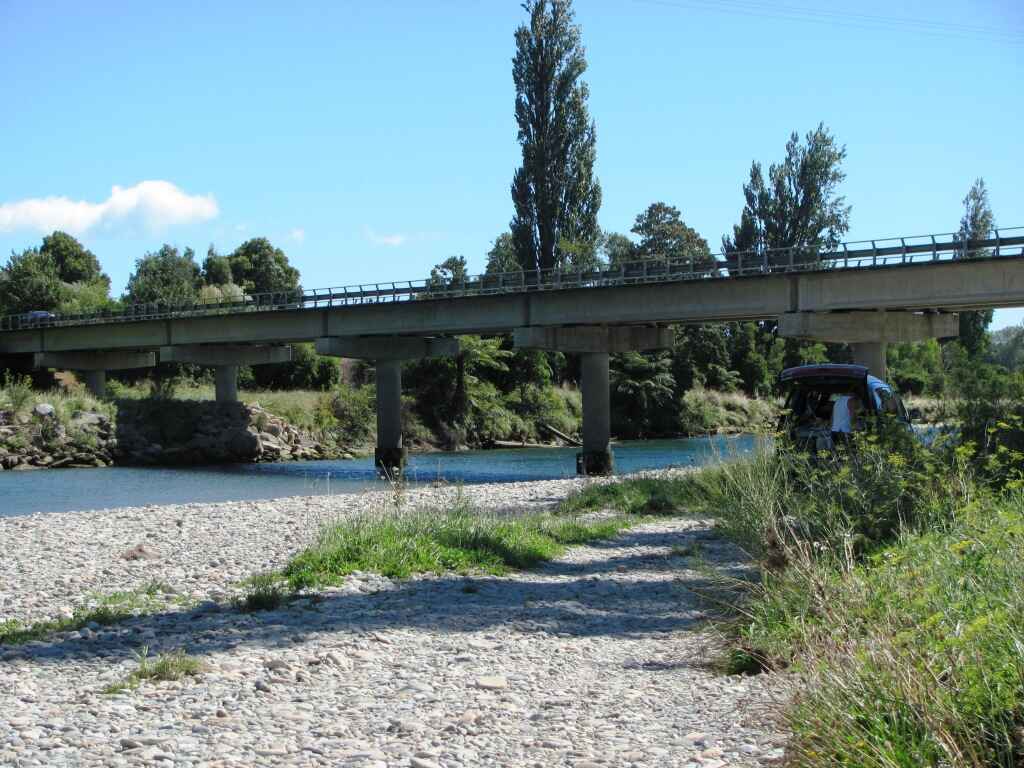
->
[0, 581, 173, 645]
[558, 476, 692, 516]
[282, 501, 637, 588]
[103, 646, 203, 694]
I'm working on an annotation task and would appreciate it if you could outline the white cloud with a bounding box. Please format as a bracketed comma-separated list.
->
[364, 228, 407, 247]
[0, 180, 219, 235]
[363, 228, 446, 248]
[288, 227, 306, 243]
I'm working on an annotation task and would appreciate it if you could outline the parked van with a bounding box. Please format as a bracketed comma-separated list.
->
[778, 364, 916, 451]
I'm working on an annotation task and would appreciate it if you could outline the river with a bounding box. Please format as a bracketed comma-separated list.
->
[0, 435, 757, 517]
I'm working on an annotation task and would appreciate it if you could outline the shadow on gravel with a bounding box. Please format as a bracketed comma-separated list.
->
[5, 523, 754, 669]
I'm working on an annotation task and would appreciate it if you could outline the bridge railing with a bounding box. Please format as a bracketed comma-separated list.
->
[1, 227, 1021, 332]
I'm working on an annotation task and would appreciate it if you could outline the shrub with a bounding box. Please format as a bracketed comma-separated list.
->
[1, 372, 34, 414]
[330, 384, 376, 445]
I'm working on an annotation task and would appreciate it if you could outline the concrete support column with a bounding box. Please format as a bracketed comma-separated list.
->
[83, 370, 107, 398]
[852, 342, 888, 381]
[374, 359, 406, 474]
[579, 352, 613, 475]
[215, 365, 239, 403]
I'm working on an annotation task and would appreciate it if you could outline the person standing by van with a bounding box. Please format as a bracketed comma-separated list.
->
[831, 394, 862, 445]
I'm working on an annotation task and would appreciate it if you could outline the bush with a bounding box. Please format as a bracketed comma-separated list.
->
[330, 385, 376, 445]
[782, 498, 1024, 768]
[1, 372, 34, 414]
[676, 417, 1023, 767]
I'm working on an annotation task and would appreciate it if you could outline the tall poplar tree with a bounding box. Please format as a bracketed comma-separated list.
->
[510, 0, 601, 274]
[957, 178, 996, 357]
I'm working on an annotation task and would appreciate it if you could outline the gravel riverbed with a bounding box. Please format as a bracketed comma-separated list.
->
[1, 473, 787, 767]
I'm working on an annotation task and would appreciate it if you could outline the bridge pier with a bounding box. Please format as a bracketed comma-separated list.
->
[374, 359, 405, 474]
[514, 325, 673, 475]
[777, 311, 959, 381]
[579, 352, 613, 475]
[315, 336, 459, 475]
[33, 351, 156, 398]
[82, 371, 107, 398]
[851, 343, 888, 381]
[159, 345, 292, 403]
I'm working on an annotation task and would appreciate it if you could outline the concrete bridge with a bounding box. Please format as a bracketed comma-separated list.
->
[2, 228, 1022, 473]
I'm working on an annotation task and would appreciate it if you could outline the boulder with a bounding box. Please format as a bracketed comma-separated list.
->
[33, 403, 56, 418]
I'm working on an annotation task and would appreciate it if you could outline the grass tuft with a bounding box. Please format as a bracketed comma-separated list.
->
[282, 498, 637, 587]
[103, 646, 203, 694]
[234, 572, 291, 612]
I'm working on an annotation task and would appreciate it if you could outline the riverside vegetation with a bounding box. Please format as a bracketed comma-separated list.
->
[560, 368, 1024, 767]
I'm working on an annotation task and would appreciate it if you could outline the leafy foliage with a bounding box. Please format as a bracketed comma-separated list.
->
[631, 202, 713, 268]
[510, 0, 601, 273]
[124, 245, 201, 305]
[956, 178, 996, 358]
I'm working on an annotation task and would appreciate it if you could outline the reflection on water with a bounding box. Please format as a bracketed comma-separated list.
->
[0, 435, 758, 518]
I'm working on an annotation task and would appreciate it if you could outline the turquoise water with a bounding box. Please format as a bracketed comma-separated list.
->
[0, 435, 757, 517]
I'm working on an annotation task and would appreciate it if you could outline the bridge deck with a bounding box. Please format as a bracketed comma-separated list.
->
[1, 230, 1022, 356]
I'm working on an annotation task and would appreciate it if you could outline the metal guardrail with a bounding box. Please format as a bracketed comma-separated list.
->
[2, 227, 1022, 333]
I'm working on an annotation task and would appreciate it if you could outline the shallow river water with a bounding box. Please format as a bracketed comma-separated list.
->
[0, 435, 757, 517]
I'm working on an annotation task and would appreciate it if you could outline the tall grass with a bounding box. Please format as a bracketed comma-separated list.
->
[670, 428, 1024, 767]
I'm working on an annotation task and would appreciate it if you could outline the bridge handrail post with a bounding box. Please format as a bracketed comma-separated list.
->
[762, 249, 769, 274]
[931, 235, 938, 261]
[901, 238, 907, 264]
[788, 247, 794, 272]
[995, 228, 1001, 257]
[872, 241, 877, 267]
[843, 243, 849, 269]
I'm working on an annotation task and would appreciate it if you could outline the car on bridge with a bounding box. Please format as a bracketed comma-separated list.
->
[778, 364, 916, 451]
[12, 310, 57, 329]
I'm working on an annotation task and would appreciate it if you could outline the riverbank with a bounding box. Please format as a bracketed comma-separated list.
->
[0, 472, 786, 767]
[0, 386, 346, 472]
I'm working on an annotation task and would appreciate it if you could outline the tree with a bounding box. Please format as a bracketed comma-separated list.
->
[602, 232, 637, 268]
[723, 123, 850, 266]
[610, 352, 676, 437]
[202, 246, 233, 286]
[39, 231, 108, 287]
[510, 0, 601, 274]
[956, 178, 996, 357]
[485, 233, 520, 275]
[632, 203, 713, 268]
[124, 245, 201, 305]
[227, 238, 300, 294]
[429, 256, 468, 289]
[722, 124, 851, 382]
[0, 249, 64, 315]
[671, 325, 735, 391]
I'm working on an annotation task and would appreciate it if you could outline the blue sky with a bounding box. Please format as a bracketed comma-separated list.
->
[2, 0, 1022, 326]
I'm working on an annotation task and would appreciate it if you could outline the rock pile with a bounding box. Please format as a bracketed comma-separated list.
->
[0, 406, 115, 471]
[0, 401, 338, 471]
[114, 401, 337, 465]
